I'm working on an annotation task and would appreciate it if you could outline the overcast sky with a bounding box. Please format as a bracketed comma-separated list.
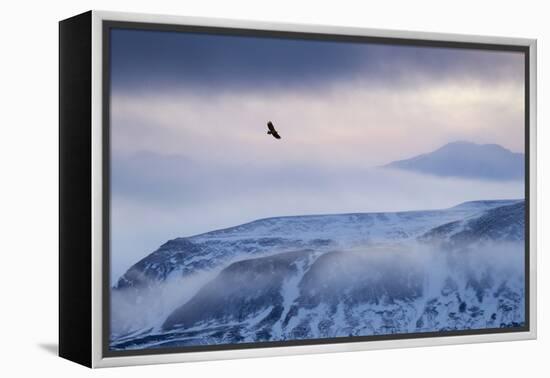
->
[109, 28, 525, 280]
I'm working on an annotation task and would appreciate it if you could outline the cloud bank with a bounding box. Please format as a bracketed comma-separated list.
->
[108, 28, 525, 280]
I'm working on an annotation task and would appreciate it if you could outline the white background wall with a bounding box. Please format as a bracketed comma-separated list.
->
[0, 0, 546, 376]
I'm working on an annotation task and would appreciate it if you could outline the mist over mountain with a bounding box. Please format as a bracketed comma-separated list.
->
[384, 141, 524, 180]
[110, 200, 525, 350]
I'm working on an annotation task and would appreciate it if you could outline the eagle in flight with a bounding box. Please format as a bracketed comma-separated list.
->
[267, 121, 281, 139]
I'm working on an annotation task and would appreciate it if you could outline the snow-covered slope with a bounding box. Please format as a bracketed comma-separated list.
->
[419, 201, 525, 247]
[115, 199, 520, 290]
[110, 199, 525, 350]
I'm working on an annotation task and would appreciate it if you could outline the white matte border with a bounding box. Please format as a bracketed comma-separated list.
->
[91, 10, 104, 369]
[90, 10, 537, 368]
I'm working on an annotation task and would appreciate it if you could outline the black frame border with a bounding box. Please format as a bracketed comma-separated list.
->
[59, 11, 93, 368]
[101, 20, 531, 359]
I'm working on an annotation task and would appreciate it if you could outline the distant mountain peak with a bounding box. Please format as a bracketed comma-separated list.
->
[384, 141, 524, 180]
[438, 141, 510, 151]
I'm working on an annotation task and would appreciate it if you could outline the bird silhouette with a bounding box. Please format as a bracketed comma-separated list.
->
[267, 121, 281, 139]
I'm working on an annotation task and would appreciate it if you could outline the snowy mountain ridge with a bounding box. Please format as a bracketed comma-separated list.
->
[115, 199, 520, 291]
[110, 199, 525, 350]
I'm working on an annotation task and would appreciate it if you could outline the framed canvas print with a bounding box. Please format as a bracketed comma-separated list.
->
[59, 10, 537, 368]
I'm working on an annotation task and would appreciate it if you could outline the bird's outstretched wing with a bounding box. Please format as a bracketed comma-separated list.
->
[267, 121, 281, 139]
